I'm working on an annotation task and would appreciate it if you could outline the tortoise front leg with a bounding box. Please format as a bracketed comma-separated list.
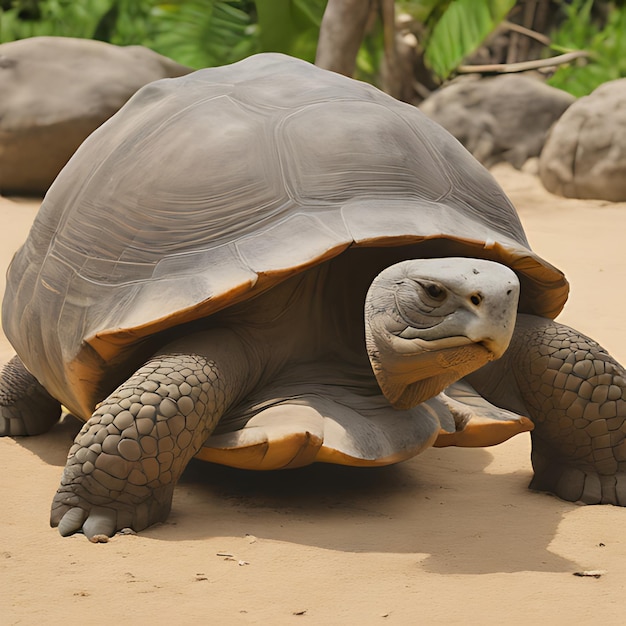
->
[467, 314, 626, 505]
[51, 330, 255, 540]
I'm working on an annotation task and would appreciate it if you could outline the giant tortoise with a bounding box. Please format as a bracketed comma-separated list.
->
[1, 54, 625, 540]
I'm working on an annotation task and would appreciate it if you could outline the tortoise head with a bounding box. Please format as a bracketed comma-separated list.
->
[365, 258, 519, 409]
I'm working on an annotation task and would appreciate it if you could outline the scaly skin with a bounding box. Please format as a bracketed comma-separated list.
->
[0, 355, 61, 436]
[50, 338, 252, 539]
[468, 314, 626, 505]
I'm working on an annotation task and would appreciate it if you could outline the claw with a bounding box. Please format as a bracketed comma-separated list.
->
[82, 507, 117, 540]
[55, 506, 87, 537]
[553, 467, 585, 503]
[54, 505, 118, 539]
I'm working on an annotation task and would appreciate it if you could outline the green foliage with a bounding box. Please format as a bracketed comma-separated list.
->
[354, 15, 385, 84]
[255, 0, 325, 63]
[0, 0, 521, 83]
[421, 0, 516, 79]
[397, 0, 444, 23]
[547, 0, 626, 97]
[398, 0, 516, 80]
[0, 0, 329, 68]
[146, 1, 258, 68]
[0, 0, 111, 40]
[93, 0, 163, 45]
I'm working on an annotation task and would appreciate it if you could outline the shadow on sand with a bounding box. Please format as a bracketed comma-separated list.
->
[16, 416, 576, 575]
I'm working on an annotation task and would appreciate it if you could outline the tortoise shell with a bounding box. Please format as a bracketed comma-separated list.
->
[2, 53, 568, 419]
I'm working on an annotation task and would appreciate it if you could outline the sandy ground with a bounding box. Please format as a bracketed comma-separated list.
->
[1, 164, 626, 625]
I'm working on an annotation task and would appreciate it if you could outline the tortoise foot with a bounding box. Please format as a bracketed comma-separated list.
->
[529, 436, 626, 505]
[49, 422, 178, 539]
[0, 356, 61, 436]
[51, 481, 174, 540]
[529, 460, 626, 506]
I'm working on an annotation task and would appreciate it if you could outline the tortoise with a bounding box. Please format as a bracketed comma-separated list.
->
[1, 53, 625, 541]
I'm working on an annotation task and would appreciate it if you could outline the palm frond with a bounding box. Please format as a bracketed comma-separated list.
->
[423, 0, 516, 79]
[150, 0, 257, 68]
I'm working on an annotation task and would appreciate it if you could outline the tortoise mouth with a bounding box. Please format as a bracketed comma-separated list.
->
[412, 335, 475, 350]
[420, 335, 505, 359]
[477, 338, 508, 361]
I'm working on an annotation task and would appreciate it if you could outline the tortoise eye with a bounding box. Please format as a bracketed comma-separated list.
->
[425, 283, 445, 300]
[416, 281, 446, 302]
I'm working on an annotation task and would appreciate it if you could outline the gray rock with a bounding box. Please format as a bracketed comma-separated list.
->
[539, 78, 626, 201]
[420, 74, 574, 169]
[0, 36, 191, 195]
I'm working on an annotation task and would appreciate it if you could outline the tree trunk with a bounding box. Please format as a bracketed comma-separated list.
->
[315, 0, 374, 76]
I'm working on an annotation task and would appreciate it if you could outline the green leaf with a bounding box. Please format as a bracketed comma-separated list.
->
[547, 0, 626, 97]
[1, 0, 113, 41]
[148, 0, 257, 68]
[398, 0, 453, 27]
[255, 0, 325, 62]
[423, 0, 516, 79]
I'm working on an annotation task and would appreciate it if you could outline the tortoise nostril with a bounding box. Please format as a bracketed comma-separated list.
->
[470, 293, 482, 306]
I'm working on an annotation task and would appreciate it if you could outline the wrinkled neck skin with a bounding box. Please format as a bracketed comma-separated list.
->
[210, 250, 410, 370]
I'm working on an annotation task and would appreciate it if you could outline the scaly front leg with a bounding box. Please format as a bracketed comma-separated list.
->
[467, 314, 626, 505]
[51, 330, 256, 540]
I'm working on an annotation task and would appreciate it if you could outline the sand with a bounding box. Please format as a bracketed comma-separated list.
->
[1, 163, 625, 625]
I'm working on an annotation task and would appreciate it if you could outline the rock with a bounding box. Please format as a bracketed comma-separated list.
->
[539, 78, 626, 201]
[420, 74, 574, 169]
[0, 36, 191, 195]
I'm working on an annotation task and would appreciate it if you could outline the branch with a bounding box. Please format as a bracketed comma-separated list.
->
[501, 20, 551, 47]
[457, 50, 590, 74]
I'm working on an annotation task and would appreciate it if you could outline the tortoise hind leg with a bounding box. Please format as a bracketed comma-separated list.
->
[468, 314, 626, 505]
[0, 355, 62, 436]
